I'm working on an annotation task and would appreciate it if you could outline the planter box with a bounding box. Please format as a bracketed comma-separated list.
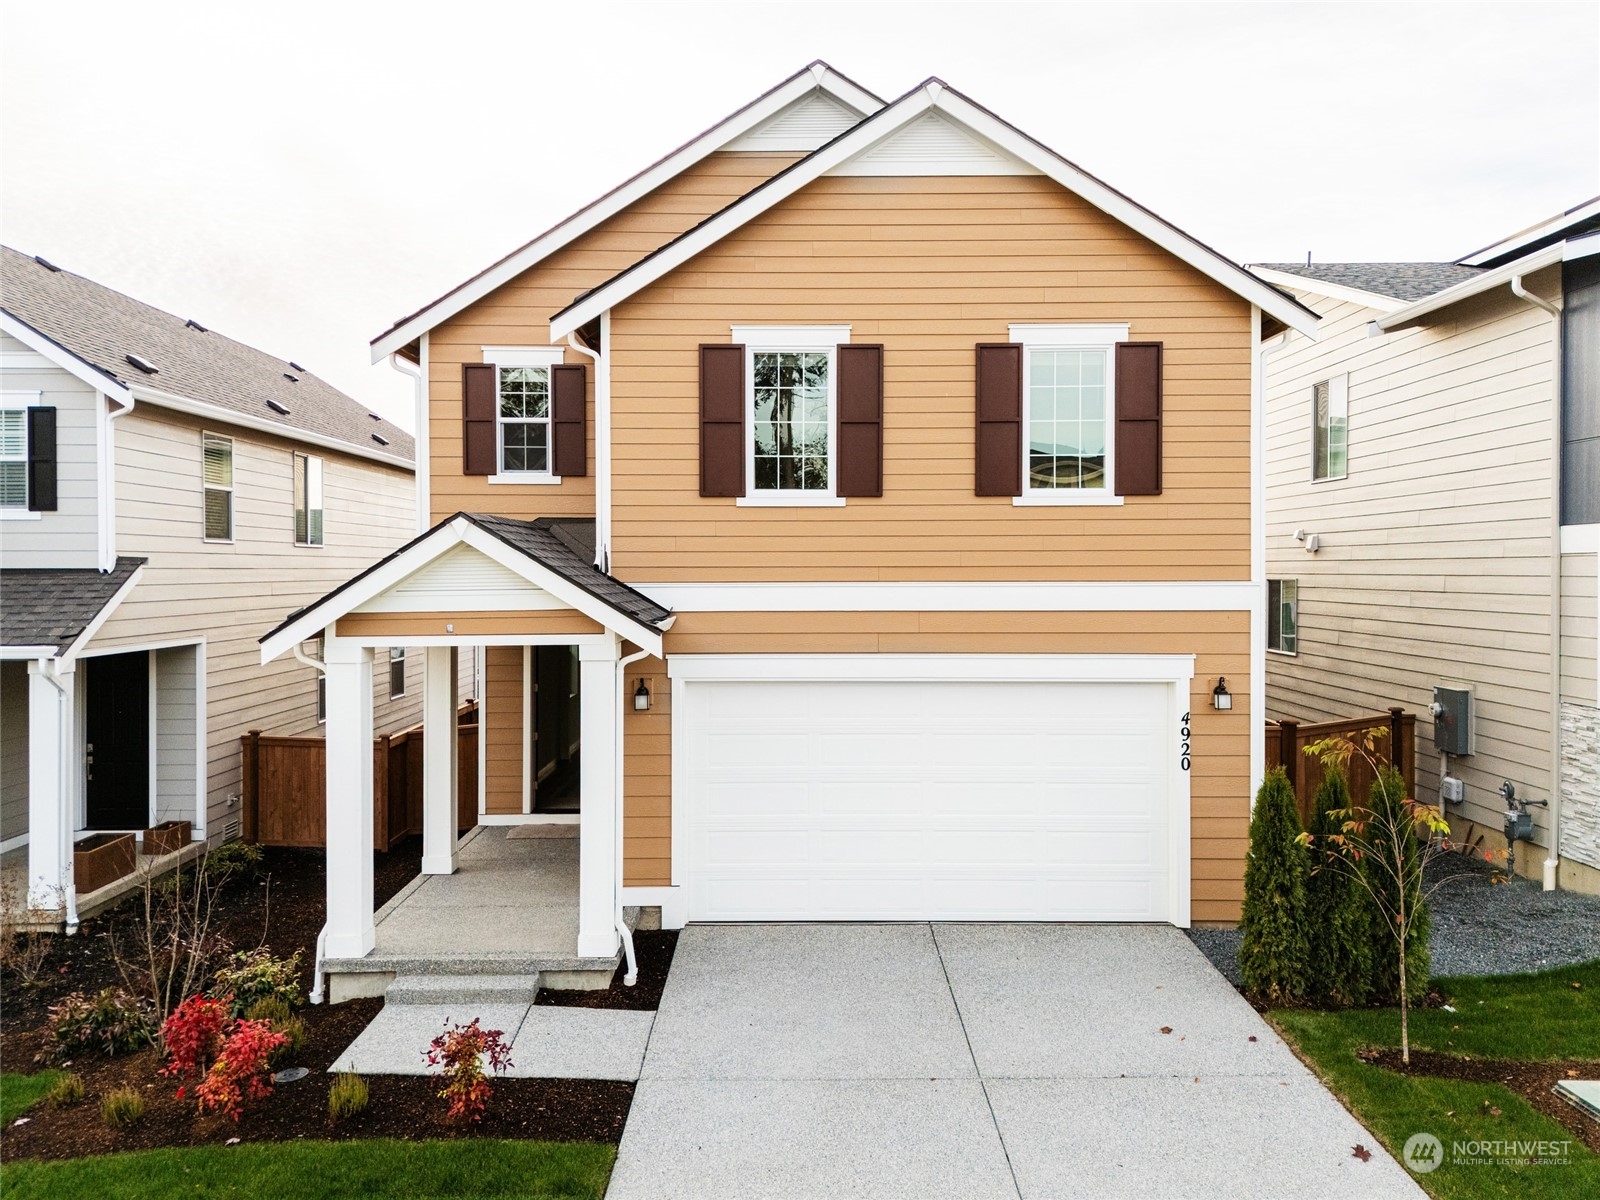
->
[142, 820, 191, 857]
[74, 833, 137, 894]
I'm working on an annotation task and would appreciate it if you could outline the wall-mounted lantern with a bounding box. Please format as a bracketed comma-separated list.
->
[1211, 677, 1233, 711]
[633, 679, 652, 712]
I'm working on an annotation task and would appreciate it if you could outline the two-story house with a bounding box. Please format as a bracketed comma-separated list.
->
[0, 247, 425, 922]
[261, 63, 1318, 999]
[1254, 199, 1599, 895]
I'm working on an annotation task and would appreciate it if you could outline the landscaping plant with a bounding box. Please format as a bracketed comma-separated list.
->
[108, 851, 234, 1025]
[1238, 767, 1312, 1005]
[195, 1018, 289, 1121]
[44, 1072, 84, 1107]
[424, 1017, 514, 1124]
[1302, 766, 1372, 1008]
[160, 993, 230, 1082]
[213, 947, 303, 1016]
[1, 882, 56, 985]
[47, 988, 157, 1060]
[327, 1071, 369, 1122]
[100, 1087, 145, 1129]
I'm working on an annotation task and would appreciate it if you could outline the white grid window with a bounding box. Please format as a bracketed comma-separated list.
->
[203, 433, 234, 541]
[294, 453, 324, 546]
[1268, 579, 1299, 654]
[0, 407, 26, 510]
[498, 366, 551, 474]
[1312, 377, 1348, 481]
[1027, 348, 1109, 492]
[752, 349, 831, 492]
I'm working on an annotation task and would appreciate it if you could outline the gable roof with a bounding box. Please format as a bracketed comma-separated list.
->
[259, 513, 673, 662]
[1251, 262, 1485, 305]
[368, 62, 883, 362]
[1, 247, 414, 467]
[1, 557, 145, 658]
[549, 79, 1319, 340]
[1457, 195, 1600, 268]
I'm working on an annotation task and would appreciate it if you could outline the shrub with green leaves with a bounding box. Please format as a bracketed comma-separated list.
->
[48, 988, 157, 1059]
[1303, 767, 1372, 1008]
[101, 1087, 144, 1128]
[268, 1015, 306, 1068]
[45, 1073, 84, 1107]
[1363, 765, 1430, 1005]
[1238, 767, 1311, 1005]
[328, 1071, 369, 1122]
[213, 948, 303, 1016]
[206, 840, 263, 880]
[244, 997, 291, 1024]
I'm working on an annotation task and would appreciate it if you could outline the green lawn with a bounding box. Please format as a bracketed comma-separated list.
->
[0, 1138, 615, 1200]
[1271, 960, 1600, 1200]
[1, 1073, 64, 1126]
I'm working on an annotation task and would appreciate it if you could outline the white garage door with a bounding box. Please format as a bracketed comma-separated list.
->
[681, 675, 1177, 923]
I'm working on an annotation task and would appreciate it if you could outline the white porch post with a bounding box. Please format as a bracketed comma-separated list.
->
[25, 661, 73, 910]
[421, 645, 459, 875]
[323, 634, 375, 959]
[577, 637, 620, 958]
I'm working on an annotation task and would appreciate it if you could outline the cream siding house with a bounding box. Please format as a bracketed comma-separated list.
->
[0, 248, 424, 922]
[1256, 199, 1600, 894]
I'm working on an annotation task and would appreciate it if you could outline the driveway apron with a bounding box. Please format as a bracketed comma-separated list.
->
[606, 923, 1425, 1200]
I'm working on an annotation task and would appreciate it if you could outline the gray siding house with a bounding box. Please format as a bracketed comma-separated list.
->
[0, 247, 423, 919]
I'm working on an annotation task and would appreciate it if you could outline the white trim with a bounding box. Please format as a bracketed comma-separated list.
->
[1310, 373, 1349, 483]
[621, 885, 687, 930]
[666, 652, 1196, 683]
[1010, 327, 1125, 506]
[0, 312, 131, 401]
[730, 324, 852, 348]
[0, 831, 28, 854]
[0, 390, 41, 520]
[742, 337, 840, 504]
[147, 649, 158, 828]
[477, 658, 488, 819]
[1008, 323, 1129, 346]
[481, 346, 567, 367]
[1458, 196, 1600, 266]
[369, 64, 883, 361]
[486, 351, 561, 483]
[77, 634, 196, 658]
[1559, 524, 1599, 554]
[735, 494, 846, 508]
[633, 579, 1256, 612]
[342, 633, 615, 650]
[1565, 231, 1600, 261]
[1377, 242, 1566, 331]
[0, 645, 60, 659]
[550, 82, 1318, 340]
[200, 431, 235, 543]
[522, 646, 533, 814]
[1247, 267, 1406, 314]
[193, 640, 207, 839]
[60, 564, 144, 662]
[476, 812, 580, 826]
[99, 389, 134, 570]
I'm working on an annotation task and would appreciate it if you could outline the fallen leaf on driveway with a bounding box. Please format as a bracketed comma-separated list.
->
[1160, 1026, 1172, 1034]
[1248, 1035, 1257, 1042]
[1351, 1145, 1372, 1162]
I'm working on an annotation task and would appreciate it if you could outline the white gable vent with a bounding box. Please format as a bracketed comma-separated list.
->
[726, 91, 862, 153]
[830, 111, 1040, 177]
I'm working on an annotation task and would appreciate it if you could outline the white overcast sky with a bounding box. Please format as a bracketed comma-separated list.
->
[3, 1, 1595, 429]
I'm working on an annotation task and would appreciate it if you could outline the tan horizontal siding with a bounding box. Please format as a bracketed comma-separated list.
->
[483, 646, 524, 816]
[336, 609, 604, 639]
[623, 655, 670, 885]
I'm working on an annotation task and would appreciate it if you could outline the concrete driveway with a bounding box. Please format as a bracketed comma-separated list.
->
[606, 924, 1424, 1200]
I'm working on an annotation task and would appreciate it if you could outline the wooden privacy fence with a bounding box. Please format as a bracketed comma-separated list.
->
[242, 703, 478, 850]
[1266, 707, 1417, 828]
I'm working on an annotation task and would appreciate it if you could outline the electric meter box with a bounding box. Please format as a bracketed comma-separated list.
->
[1432, 686, 1473, 756]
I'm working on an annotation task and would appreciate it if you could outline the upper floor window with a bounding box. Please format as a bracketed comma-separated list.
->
[1312, 375, 1348, 481]
[733, 326, 848, 506]
[202, 432, 233, 541]
[293, 452, 324, 546]
[480, 347, 567, 483]
[1011, 324, 1128, 506]
[0, 397, 31, 513]
[1267, 578, 1298, 654]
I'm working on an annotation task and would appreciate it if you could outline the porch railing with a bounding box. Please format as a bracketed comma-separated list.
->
[1265, 707, 1416, 828]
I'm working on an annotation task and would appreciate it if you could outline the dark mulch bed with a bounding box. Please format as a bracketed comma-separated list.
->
[536, 930, 678, 1010]
[1363, 1047, 1600, 1152]
[1, 835, 635, 1160]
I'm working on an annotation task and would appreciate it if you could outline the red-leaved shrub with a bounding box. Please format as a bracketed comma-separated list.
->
[196, 1018, 288, 1121]
[424, 1017, 513, 1123]
[160, 993, 229, 1081]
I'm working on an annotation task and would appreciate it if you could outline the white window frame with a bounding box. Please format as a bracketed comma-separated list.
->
[0, 391, 41, 521]
[1311, 374, 1349, 483]
[1009, 323, 1128, 507]
[733, 324, 850, 508]
[482, 346, 565, 486]
[389, 646, 407, 699]
[1267, 578, 1299, 655]
[201, 431, 234, 543]
[293, 452, 324, 547]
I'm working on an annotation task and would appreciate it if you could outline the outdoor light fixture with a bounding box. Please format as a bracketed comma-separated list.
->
[633, 679, 652, 712]
[1212, 677, 1233, 711]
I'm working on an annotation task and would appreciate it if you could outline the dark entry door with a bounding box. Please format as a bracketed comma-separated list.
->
[85, 651, 150, 829]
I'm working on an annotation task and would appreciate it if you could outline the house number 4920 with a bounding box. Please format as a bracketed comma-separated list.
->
[1179, 712, 1192, 772]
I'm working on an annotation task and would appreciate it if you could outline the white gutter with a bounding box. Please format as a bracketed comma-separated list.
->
[1378, 242, 1565, 331]
[613, 644, 650, 986]
[565, 313, 611, 570]
[35, 660, 80, 935]
[389, 343, 428, 533]
[99, 391, 135, 572]
[1510, 272, 1565, 892]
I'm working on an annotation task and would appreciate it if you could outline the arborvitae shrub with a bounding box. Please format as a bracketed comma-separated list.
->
[1304, 767, 1372, 1008]
[1238, 767, 1311, 1005]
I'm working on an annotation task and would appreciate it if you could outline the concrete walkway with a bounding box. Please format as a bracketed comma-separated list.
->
[607, 924, 1425, 1200]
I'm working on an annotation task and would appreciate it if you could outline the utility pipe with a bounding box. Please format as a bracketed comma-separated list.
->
[566, 313, 611, 571]
[1251, 322, 1293, 804]
[611, 645, 650, 986]
[100, 391, 135, 572]
[1511, 273, 1564, 892]
[388, 350, 427, 535]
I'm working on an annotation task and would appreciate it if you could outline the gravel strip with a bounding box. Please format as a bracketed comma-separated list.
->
[1185, 852, 1600, 987]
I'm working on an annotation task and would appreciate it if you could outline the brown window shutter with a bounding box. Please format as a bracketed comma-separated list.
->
[974, 343, 1022, 497]
[836, 344, 883, 498]
[551, 363, 587, 477]
[462, 363, 497, 476]
[1114, 341, 1163, 496]
[699, 344, 745, 497]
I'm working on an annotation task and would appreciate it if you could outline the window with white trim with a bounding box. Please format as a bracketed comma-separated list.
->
[1011, 324, 1127, 505]
[0, 397, 30, 511]
[389, 646, 406, 699]
[1312, 375, 1348, 481]
[735, 326, 848, 505]
[293, 452, 323, 546]
[482, 347, 565, 482]
[202, 432, 233, 541]
[1267, 578, 1298, 654]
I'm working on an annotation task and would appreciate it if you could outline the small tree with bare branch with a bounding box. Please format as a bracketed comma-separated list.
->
[108, 852, 232, 1027]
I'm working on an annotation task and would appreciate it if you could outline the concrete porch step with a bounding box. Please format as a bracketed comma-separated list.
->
[385, 973, 543, 1005]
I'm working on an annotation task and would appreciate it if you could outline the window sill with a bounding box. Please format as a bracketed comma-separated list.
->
[294, 542, 324, 549]
[735, 494, 846, 508]
[1012, 493, 1125, 507]
[1310, 473, 1348, 485]
[0, 509, 42, 521]
[489, 473, 563, 486]
[202, 537, 235, 545]
[1267, 647, 1299, 658]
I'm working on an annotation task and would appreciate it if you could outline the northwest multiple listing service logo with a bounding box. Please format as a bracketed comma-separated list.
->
[1402, 1131, 1573, 1173]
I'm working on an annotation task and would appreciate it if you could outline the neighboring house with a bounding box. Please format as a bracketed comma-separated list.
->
[1254, 196, 1600, 894]
[0, 247, 424, 918]
[261, 62, 1319, 996]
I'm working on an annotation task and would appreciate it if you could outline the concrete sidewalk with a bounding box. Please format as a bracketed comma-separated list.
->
[606, 924, 1425, 1200]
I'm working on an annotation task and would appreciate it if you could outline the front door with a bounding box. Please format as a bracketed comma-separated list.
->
[84, 651, 150, 830]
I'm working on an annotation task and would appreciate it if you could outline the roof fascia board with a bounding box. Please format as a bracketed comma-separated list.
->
[368, 66, 882, 363]
[552, 84, 1319, 339]
[62, 563, 145, 663]
[1377, 243, 1566, 331]
[1247, 267, 1405, 313]
[126, 383, 414, 470]
[1458, 196, 1600, 267]
[0, 645, 61, 660]
[0, 310, 131, 399]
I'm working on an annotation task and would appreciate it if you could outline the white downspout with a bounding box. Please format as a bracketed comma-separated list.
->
[389, 344, 428, 535]
[611, 649, 649, 985]
[566, 311, 611, 571]
[1511, 273, 1564, 891]
[36, 660, 80, 935]
[1251, 316, 1293, 804]
[293, 640, 332, 1002]
[100, 392, 134, 573]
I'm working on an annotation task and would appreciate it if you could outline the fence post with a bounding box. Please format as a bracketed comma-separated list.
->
[1387, 707, 1404, 771]
[1278, 720, 1299, 788]
[373, 734, 391, 851]
[241, 730, 260, 843]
